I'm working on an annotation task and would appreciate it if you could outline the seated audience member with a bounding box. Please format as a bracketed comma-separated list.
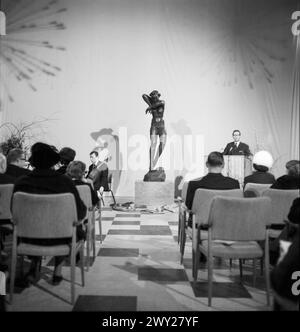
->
[0, 153, 15, 184]
[185, 151, 240, 211]
[244, 150, 275, 187]
[271, 227, 299, 310]
[56, 147, 76, 174]
[5, 148, 31, 178]
[86, 150, 109, 193]
[13, 142, 87, 286]
[271, 160, 300, 189]
[66, 160, 99, 207]
[269, 197, 300, 266]
[0, 153, 15, 259]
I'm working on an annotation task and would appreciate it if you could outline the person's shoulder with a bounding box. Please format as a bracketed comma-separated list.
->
[0, 173, 16, 184]
[273, 175, 287, 183]
[244, 174, 252, 181]
[240, 142, 249, 148]
[226, 176, 240, 186]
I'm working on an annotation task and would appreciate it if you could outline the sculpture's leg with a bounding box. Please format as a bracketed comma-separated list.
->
[153, 134, 166, 168]
[150, 134, 158, 170]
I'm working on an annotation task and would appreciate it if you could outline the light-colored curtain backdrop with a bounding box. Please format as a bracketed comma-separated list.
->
[0, 0, 298, 196]
[290, 35, 299, 160]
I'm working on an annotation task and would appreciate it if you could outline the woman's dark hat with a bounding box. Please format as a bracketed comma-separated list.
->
[29, 142, 60, 169]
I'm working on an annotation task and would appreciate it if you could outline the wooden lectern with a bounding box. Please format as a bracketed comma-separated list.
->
[222, 155, 252, 186]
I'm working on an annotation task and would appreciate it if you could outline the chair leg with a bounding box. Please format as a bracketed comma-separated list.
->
[9, 249, 17, 304]
[70, 250, 76, 305]
[253, 258, 257, 287]
[92, 227, 96, 259]
[80, 244, 85, 287]
[192, 220, 197, 281]
[264, 250, 271, 307]
[193, 228, 201, 283]
[239, 259, 243, 280]
[98, 209, 102, 244]
[208, 252, 213, 307]
[177, 208, 181, 245]
[100, 192, 105, 206]
[180, 227, 186, 265]
[86, 231, 90, 272]
[179, 214, 186, 264]
[229, 259, 232, 269]
[110, 190, 116, 205]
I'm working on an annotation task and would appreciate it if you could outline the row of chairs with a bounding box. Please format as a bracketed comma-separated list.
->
[0, 183, 102, 305]
[177, 183, 299, 307]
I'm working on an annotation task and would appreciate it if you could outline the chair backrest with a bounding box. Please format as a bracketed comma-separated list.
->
[191, 188, 243, 225]
[208, 196, 271, 241]
[181, 177, 203, 202]
[244, 182, 272, 196]
[12, 192, 77, 239]
[76, 185, 92, 218]
[0, 184, 14, 220]
[262, 189, 299, 225]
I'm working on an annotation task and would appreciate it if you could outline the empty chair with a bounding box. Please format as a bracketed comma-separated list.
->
[0, 184, 14, 221]
[76, 185, 98, 271]
[197, 196, 271, 307]
[10, 193, 85, 304]
[98, 172, 116, 206]
[262, 189, 299, 238]
[244, 182, 272, 197]
[190, 189, 243, 279]
[177, 178, 202, 245]
[0, 184, 14, 257]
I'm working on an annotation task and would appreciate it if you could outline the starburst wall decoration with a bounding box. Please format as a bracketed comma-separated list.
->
[193, 0, 292, 90]
[0, 0, 67, 106]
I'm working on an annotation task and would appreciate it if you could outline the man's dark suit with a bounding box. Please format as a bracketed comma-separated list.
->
[185, 173, 240, 210]
[86, 161, 109, 192]
[223, 142, 251, 156]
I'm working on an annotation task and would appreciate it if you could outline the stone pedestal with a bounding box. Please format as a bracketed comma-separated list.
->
[135, 181, 174, 207]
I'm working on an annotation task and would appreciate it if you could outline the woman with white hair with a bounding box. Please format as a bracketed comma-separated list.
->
[244, 150, 276, 187]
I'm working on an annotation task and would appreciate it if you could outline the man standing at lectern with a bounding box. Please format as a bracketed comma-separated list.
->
[223, 129, 252, 156]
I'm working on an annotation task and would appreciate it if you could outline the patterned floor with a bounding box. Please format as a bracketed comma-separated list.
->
[3, 202, 271, 311]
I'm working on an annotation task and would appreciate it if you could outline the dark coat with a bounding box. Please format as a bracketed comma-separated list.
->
[86, 162, 109, 192]
[5, 164, 31, 179]
[271, 175, 300, 190]
[13, 169, 86, 220]
[223, 142, 251, 156]
[185, 173, 240, 210]
[0, 173, 16, 185]
[244, 171, 276, 186]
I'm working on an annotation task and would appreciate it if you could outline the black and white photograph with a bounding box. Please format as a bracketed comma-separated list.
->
[0, 0, 299, 319]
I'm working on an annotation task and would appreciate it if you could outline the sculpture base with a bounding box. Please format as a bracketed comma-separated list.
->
[135, 180, 174, 207]
[143, 167, 166, 182]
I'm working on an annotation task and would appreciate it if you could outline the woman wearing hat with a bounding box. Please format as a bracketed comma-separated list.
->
[142, 90, 167, 170]
[244, 150, 276, 187]
[13, 142, 87, 286]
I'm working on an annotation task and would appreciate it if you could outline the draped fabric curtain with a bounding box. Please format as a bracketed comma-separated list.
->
[290, 35, 300, 160]
[0, 0, 298, 195]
